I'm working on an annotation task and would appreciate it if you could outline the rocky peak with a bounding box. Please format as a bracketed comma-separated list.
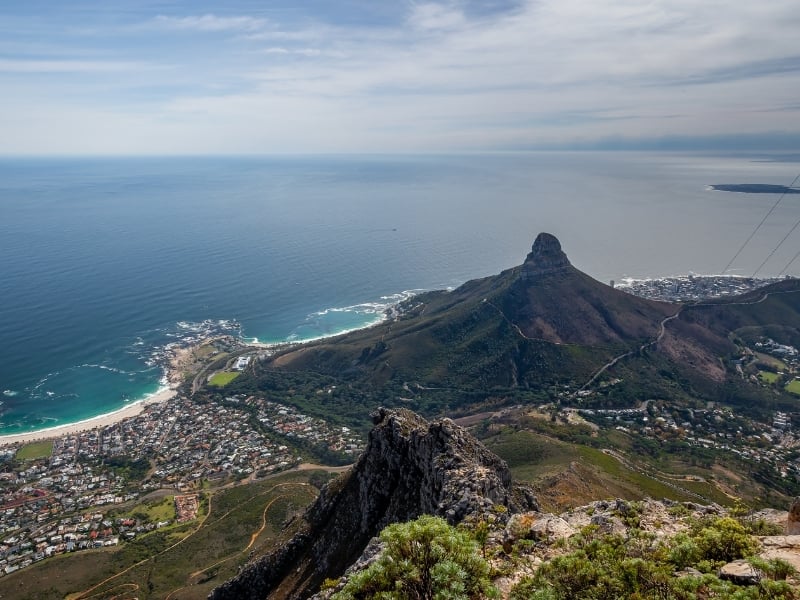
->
[521, 232, 572, 279]
[209, 408, 537, 600]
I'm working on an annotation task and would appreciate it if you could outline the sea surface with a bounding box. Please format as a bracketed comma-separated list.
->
[1, 152, 799, 435]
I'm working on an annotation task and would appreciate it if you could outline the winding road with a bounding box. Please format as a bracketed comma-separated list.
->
[579, 286, 800, 392]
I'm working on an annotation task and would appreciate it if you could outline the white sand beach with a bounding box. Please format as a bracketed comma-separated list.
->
[0, 387, 177, 447]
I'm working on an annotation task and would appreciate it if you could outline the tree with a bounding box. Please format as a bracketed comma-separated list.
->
[331, 515, 497, 600]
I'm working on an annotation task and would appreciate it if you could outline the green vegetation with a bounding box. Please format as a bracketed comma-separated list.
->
[331, 515, 497, 600]
[105, 455, 151, 484]
[133, 495, 175, 523]
[509, 517, 794, 600]
[15, 440, 53, 460]
[483, 429, 580, 482]
[785, 379, 800, 395]
[759, 370, 780, 384]
[209, 371, 240, 387]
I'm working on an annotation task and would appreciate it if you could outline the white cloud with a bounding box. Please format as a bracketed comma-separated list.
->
[1, 0, 799, 154]
[407, 2, 467, 31]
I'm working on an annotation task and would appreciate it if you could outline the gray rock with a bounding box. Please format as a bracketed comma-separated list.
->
[520, 233, 571, 279]
[719, 559, 761, 585]
[209, 408, 537, 600]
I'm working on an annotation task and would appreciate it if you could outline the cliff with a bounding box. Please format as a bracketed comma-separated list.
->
[209, 408, 537, 600]
[519, 232, 572, 279]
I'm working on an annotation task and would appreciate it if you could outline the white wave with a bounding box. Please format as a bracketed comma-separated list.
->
[283, 289, 424, 344]
[309, 289, 423, 319]
[2, 390, 17, 397]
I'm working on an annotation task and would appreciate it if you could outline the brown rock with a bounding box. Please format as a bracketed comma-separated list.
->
[787, 498, 800, 534]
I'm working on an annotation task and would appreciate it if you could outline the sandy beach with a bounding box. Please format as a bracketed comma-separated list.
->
[0, 386, 177, 447]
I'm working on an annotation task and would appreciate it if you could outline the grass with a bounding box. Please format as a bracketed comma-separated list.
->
[785, 379, 800, 395]
[209, 371, 240, 387]
[755, 352, 787, 371]
[759, 370, 780, 384]
[16, 440, 53, 460]
[483, 429, 579, 481]
[577, 447, 701, 503]
[138, 496, 176, 523]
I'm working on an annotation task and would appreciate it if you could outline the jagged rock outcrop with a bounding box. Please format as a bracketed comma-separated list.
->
[209, 408, 537, 600]
[520, 232, 571, 280]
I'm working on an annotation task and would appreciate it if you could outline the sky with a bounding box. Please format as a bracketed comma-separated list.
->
[1, 0, 799, 155]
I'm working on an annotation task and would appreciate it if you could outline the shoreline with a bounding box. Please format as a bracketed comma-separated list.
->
[0, 386, 177, 447]
[0, 296, 415, 448]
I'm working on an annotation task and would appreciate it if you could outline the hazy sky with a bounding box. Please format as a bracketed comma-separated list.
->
[2, 0, 799, 155]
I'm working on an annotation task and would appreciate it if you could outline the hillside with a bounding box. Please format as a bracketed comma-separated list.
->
[260, 233, 675, 391]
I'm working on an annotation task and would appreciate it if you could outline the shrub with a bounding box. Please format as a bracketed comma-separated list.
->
[691, 517, 760, 565]
[331, 515, 497, 600]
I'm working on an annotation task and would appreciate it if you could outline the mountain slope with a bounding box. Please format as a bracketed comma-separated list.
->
[265, 233, 675, 389]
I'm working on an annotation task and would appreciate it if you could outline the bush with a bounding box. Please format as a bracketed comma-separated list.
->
[691, 517, 760, 566]
[509, 517, 792, 600]
[331, 515, 497, 600]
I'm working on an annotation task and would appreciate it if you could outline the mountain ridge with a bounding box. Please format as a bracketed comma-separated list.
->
[209, 408, 537, 600]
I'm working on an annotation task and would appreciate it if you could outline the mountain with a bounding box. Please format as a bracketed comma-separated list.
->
[247, 232, 800, 415]
[209, 408, 537, 600]
[263, 233, 675, 391]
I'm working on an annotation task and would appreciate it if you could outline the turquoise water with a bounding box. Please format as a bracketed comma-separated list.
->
[1, 153, 799, 434]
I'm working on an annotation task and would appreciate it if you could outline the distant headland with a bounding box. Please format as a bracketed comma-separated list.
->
[710, 183, 800, 194]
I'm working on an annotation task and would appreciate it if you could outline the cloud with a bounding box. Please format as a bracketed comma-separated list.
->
[152, 14, 267, 33]
[407, 2, 467, 31]
[1, 0, 799, 154]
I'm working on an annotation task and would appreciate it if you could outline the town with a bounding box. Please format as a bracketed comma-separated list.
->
[0, 391, 363, 576]
[573, 400, 800, 487]
[616, 274, 787, 302]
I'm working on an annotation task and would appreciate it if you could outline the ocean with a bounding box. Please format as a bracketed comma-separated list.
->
[1, 152, 799, 435]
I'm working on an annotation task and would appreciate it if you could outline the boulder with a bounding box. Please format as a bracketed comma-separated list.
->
[719, 559, 760, 585]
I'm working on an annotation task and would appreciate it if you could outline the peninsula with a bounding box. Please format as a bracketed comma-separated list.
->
[710, 183, 800, 194]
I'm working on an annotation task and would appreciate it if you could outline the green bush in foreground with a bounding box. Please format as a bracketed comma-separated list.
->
[331, 515, 497, 600]
[510, 517, 795, 600]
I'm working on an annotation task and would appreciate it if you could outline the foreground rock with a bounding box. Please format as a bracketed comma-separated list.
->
[209, 408, 537, 600]
[719, 559, 761, 585]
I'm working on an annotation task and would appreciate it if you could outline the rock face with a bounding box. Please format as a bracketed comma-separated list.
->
[787, 497, 800, 534]
[520, 232, 572, 280]
[209, 408, 537, 600]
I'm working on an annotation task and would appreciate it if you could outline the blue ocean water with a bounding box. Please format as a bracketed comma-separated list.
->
[1, 152, 799, 435]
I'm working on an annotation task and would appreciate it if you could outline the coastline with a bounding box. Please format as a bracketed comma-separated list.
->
[0, 386, 177, 448]
[0, 298, 410, 449]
